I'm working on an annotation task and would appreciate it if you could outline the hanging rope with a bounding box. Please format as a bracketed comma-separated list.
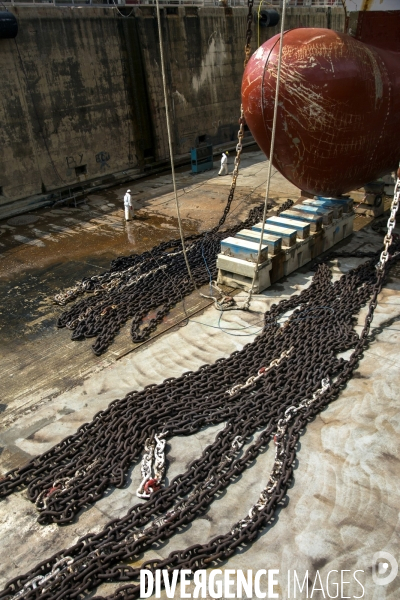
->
[245, 0, 287, 307]
[48, 0, 260, 355]
[155, 0, 196, 289]
[257, 0, 263, 49]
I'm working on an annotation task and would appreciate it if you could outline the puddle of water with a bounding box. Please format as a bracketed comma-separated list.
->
[0, 149, 262, 351]
[0, 212, 199, 350]
[8, 215, 39, 226]
[0, 255, 117, 346]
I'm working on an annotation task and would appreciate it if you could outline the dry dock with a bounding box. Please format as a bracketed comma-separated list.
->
[0, 151, 399, 599]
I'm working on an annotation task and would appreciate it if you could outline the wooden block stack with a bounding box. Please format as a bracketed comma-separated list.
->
[217, 196, 355, 293]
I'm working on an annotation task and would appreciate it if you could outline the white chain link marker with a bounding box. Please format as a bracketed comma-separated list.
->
[231, 377, 330, 535]
[137, 432, 167, 499]
[226, 347, 293, 396]
[377, 169, 400, 272]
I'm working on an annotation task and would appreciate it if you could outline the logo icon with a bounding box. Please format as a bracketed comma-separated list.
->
[372, 551, 398, 586]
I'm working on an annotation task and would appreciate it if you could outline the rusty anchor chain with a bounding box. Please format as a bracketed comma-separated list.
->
[2, 229, 400, 599]
[52, 193, 293, 354]
[1, 7, 400, 599]
[52, 200, 272, 355]
[52, 0, 258, 357]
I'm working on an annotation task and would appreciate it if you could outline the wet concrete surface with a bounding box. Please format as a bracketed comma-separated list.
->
[0, 150, 298, 421]
[1, 151, 399, 599]
[0, 150, 274, 276]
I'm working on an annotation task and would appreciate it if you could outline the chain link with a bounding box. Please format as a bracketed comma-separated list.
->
[376, 172, 400, 272]
[226, 347, 293, 396]
[136, 433, 167, 499]
[50, 201, 269, 355]
[2, 176, 400, 599]
[50, 0, 258, 356]
[231, 377, 330, 535]
[2, 10, 400, 598]
[2, 233, 400, 600]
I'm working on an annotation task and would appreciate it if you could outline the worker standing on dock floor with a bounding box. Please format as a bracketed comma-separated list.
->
[219, 151, 229, 176]
[124, 189, 134, 221]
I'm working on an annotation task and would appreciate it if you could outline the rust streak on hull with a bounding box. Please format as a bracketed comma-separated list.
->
[242, 28, 400, 197]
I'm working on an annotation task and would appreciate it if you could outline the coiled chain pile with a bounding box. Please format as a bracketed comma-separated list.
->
[53, 201, 281, 355]
[1, 238, 399, 600]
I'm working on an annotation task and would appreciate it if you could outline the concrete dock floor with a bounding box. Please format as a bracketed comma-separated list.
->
[0, 151, 399, 599]
[0, 150, 295, 423]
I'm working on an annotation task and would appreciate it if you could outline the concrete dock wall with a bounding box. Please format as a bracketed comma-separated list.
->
[0, 6, 345, 217]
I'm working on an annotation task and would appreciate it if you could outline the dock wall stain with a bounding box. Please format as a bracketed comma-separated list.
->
[0, 6, 345, 215]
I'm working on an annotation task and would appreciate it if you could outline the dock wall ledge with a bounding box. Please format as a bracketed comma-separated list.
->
[0, 6, 345, 218]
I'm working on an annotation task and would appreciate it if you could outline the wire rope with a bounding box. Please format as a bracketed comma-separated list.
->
[155, 0, 196, 289]
[246, 0, 287, 306]
[111, 0, 135, 18]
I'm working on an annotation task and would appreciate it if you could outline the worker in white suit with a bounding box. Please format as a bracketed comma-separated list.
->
[124, 189, 134, 221]
[218, 151, 229, 176]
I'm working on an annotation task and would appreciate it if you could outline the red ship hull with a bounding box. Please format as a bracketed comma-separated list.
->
[242, 28, 400, 196]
